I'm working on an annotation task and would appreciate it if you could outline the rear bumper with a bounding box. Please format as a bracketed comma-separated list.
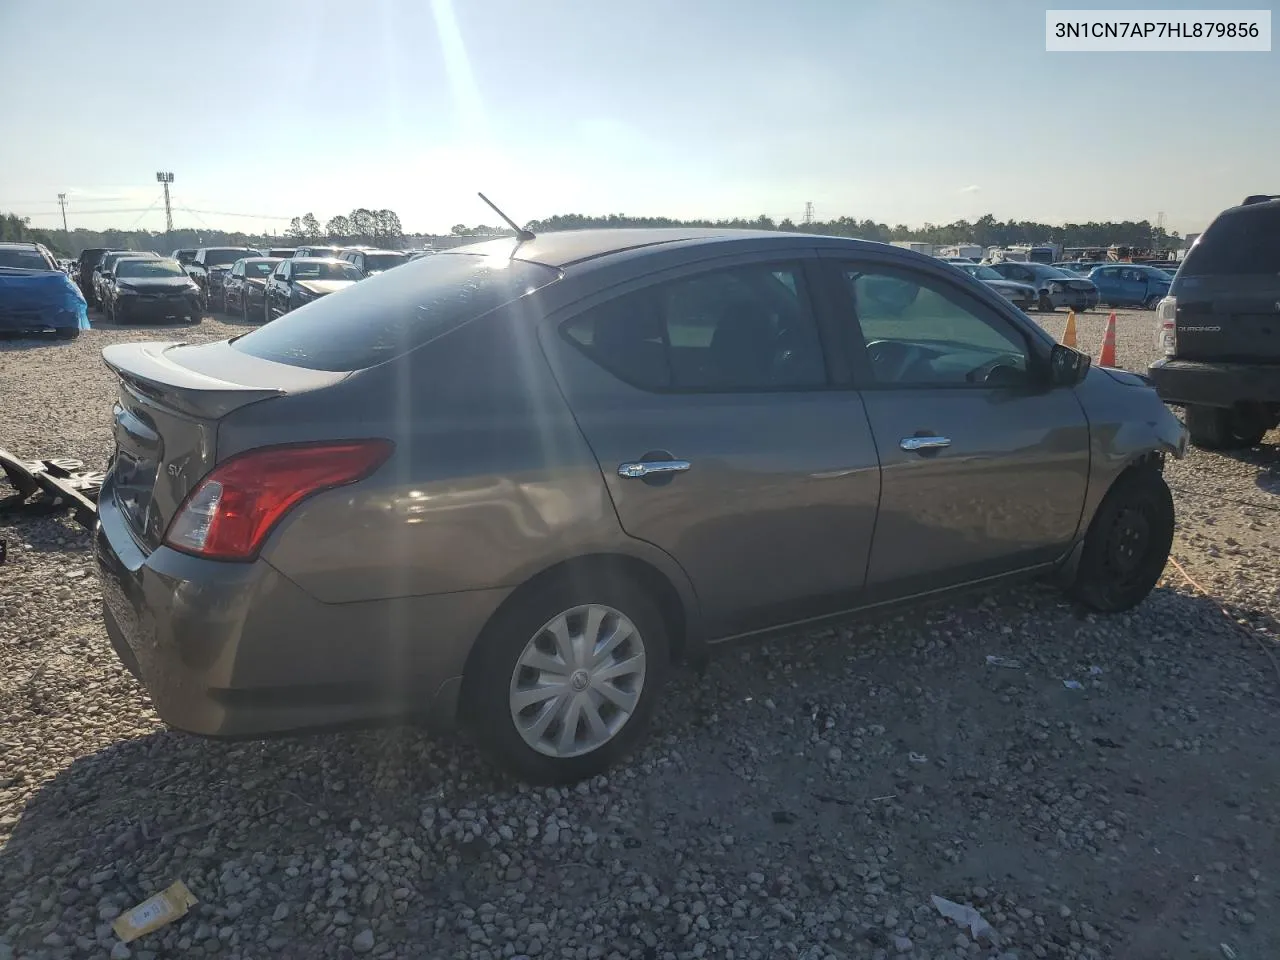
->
[94, 488, 507, 737]
[1148, 358, 1280, 407]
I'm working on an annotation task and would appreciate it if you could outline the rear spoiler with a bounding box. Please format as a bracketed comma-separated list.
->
[1243, 194, 1280, 205]
[102, 342, 284, 419]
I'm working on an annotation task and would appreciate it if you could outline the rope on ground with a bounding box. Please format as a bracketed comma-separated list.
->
[1167, 554, 1280, 688]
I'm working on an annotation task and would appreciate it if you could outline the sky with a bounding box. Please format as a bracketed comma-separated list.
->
[0, 0, 1275, 237]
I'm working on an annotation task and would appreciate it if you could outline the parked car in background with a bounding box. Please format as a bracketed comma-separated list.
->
[987, 262, 1099, 312]
[220, 257, 282, 318]
[171, 249, 197, 267]
[95, 251, 162, 307]
[1149, 194, 1280, 449]
[0, 241, 58, 272]
[292, 245, 343, 259]
[102, 257, 203, 325]
[77, 248, 110, 305]
[1089, 264, 1172, 308]
[267, 247, 296, 259]
[185, 247, 262, 312]
[340, 248, 409, 278]
[0, 241, 88, 339]
[948, 261, 1037, 310]
[95, 229, 1183, 784]
[262, 256, 361, 320]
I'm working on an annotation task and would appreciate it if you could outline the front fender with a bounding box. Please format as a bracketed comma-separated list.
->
[1076, 366, 1186, 531]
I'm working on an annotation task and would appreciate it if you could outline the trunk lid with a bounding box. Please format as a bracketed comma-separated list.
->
[102, 339, 347, 549]
[1171, 275, 1280, 363]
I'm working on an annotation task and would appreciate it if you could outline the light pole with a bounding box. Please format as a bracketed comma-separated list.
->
[155, 171, 175, 234]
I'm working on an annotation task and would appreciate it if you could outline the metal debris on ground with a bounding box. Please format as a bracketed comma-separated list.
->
[986, 655, 1023, 668]
[1063, 679, 1085, 690]
[908, 752, 928, 764]
[0, 447, 103, 529]
[930, 894, 999, 943]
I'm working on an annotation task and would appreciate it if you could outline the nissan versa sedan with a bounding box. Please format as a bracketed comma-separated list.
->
[95, 229, 1185, 784]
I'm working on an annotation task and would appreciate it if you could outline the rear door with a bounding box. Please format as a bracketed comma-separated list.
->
[541, 254, 882, 639]
[1172, 202, 1280, 362]
[1092, 266, 1120, 301]
[819, 253, 1091, 592]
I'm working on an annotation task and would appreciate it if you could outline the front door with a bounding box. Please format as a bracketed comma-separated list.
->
[822, 256, 1091, 593]
[541, 256, 881, 638]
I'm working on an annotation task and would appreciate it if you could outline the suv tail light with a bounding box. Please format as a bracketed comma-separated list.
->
[1156, 296, 1177, 356]
[164, 440, 393, 561]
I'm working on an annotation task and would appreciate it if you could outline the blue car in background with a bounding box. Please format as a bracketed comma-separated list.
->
[0, 241, 90, 339]
[1089, 263, 1173, 309]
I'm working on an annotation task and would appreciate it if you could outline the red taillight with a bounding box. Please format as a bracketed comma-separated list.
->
[164, 440, 393, 561]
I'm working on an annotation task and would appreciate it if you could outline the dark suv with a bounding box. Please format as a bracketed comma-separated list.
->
[186, 247, 262, 311]
[1148, 195, 1280, 449]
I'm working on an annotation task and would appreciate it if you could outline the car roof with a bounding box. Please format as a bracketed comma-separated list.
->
[354, 248, 407, 255]
[242, 256, 283, 263]
[443, 227, 885, 270]
[291, 256, 349, 264]
[0, 241, 40, 249]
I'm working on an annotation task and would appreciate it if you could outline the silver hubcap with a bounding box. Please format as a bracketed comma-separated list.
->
[508, 604, 646, 759]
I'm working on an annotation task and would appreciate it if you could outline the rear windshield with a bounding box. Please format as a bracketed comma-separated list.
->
[0, 248, 52, 270]
[1180, 204, 1280, 276]
[246, 259, 280, 276]
[231, 254, 560, 371]
[117, 259, 186, 278]
[204, 249, 255, 266]
[364, 253, 407, 271]
[301, 247, 340, 259]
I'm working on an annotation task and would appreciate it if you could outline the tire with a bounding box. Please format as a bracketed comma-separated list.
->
[1185, 404, 1265, 450]
[1038, 292, 1055, 312]
[1068, 466, 1174, 613]
[54, 327, 80, 340]
[1142, 294, 1161, 309]
[463, 573, 669, 784]
[242, 290, 250, 321]
[263, 298, 272, 324]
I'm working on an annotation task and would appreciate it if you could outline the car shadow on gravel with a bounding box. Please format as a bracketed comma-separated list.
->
[1, 580, 1277, 958]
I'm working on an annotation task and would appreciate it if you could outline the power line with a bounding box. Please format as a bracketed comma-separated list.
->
[126, 196, 164, 230]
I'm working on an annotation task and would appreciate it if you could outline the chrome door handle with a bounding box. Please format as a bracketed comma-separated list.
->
[618, 460, 691, 479]
[899, 436, 951, 452]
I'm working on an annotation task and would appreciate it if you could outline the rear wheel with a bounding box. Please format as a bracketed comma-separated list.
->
[463, 574, 668, 784]
[1068, 466, 1174, 613]
[1185, 404, 1266, 450]
[1142, 293, 1162, 309]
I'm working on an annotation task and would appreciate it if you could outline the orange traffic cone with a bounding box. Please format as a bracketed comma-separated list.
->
[1097, 311, 1117, 367]
[1062, 309, 1077, 348]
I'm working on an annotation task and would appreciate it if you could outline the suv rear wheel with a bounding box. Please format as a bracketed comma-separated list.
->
[1185, 403, 1267, 450]
[464, 574, 668, 784]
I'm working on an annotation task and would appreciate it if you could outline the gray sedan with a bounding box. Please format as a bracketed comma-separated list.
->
[988, 261, 1101, 313]
[949, 261, 1037, 309]
[95, 229, 1185, 784]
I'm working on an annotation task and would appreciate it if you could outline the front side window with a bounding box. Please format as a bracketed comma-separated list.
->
[841, 266, 1030, 388]
[563, 263, 827, 391]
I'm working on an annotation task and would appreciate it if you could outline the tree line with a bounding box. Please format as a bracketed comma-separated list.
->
[3, 208, 1183, 259]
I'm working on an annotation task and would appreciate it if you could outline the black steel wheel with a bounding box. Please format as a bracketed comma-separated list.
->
[1068, 466, 1174, 613]
[1038, 292, 1055, 312]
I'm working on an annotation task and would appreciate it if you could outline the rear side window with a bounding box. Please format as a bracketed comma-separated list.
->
[231, 254, 560, 371]
[562, 263, 827, 391]
[1180, 205, 1280, 276]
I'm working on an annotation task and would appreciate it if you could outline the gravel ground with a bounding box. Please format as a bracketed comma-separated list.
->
[2, 306, 1278, 960]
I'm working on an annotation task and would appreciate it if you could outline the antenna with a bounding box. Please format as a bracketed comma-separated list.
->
[477, 192, 535, 242]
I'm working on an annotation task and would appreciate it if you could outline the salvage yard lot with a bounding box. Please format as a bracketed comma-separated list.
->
[1, 308, 1277, 960]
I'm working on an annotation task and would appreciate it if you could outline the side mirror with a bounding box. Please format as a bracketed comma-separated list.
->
[1049, 343, 1091, 387]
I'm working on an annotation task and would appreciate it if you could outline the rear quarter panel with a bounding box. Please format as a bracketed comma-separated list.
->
[231, 308, 696, 613]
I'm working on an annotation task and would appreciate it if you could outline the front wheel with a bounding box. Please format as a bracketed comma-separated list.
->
[1067, 466, 1174, 613]
[54, 327, 80, 340]
[1142, 294, 1162, 309]
[242, 290, 250, 321]
[463, 574, 669, 784]
[1038, 292, 1055, 312]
